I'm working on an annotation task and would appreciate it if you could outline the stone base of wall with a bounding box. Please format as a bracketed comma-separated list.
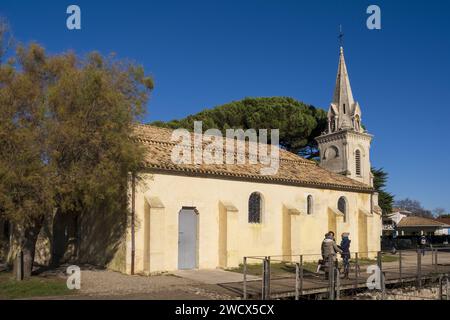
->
[1, 209, 127, 272]
[351, 284, 444, 300]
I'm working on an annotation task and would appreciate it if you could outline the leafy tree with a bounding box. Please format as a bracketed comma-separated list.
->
[433, 208, 447, 217]
[151, 97, 327, 159]
[394, 198, 433, 218]
[371, 168, 394, 216]
[0, 23, 153, 277]
[0, 38, 54, 277]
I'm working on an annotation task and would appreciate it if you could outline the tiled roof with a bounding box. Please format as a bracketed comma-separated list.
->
[397, 216, 449, 228]
[133, 124, 374, 193]
[436, 217, 450, 226]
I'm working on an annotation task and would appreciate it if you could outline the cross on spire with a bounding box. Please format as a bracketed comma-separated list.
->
[338, 25, 344, 48]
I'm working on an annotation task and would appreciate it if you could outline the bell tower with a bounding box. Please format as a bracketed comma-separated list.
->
[316, 46, 373, 186]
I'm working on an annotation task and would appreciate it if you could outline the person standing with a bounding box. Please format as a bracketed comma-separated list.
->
[340, 232, 351, 279]
[321, 231, 343, 280]
[419, 235, 427, 256]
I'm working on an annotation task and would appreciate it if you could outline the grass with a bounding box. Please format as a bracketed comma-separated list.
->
[227, 262, 319, 276]
[0, 271, 74, 300]
[353, 254, 399, 264]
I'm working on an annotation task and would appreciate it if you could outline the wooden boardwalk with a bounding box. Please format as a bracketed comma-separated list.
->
[220, 250, 450, 299]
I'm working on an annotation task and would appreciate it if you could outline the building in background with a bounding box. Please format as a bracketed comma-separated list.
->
[396, 216, 449, 236]
[435, 217, 450, 236]
[382, 209, 409, 237]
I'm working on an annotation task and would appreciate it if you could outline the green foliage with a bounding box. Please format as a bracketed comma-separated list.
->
[151, 97, 327, 158]
[371, 167, 394, 216]
[0, 43, 54, 227]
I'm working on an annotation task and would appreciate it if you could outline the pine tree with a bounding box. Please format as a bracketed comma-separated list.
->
[372, 167, 394, 216]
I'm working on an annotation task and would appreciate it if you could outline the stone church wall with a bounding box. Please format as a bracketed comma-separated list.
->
[127, 172, 382, 275]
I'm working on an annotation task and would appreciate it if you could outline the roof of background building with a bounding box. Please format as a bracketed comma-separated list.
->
[133, 124, 374, 193]
[436, 217, 450, 226]
[397, 216, 449, 228]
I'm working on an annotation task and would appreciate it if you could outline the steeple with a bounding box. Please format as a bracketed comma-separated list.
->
[326, 46, 363, 134]
[316, 45, 373, 186]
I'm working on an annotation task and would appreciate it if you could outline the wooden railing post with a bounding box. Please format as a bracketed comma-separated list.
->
[299, 255, 304, 296]
[417, 249, 422, 289]
[336, 268, 340, 300]
[295, 262, 300, 300]
[435, 249, 439, 273]
[439, 274, 448, 300]
[377, 251, 384, 293]
[243, 257, 247, 299]
[261, 258, 266, 300]
[261, 257, 271, 300]
[328, 256, 335, 300]
[447, 275, 450, 301]
[354, 252, 359, 291]
[267, 256, 271, 299]
[399, 250, 402, 283]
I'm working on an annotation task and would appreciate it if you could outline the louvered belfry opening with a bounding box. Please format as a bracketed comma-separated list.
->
[355, 149, 361, 176]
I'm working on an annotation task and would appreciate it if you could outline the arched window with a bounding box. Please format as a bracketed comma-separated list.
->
[307, 195, 313, 215]
[355, 149, 361, 176]
[248, 192, 262, 223]
[338, 196, 348, 222]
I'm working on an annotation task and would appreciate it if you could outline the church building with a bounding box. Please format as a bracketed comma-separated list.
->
[124, 46, 382, 274]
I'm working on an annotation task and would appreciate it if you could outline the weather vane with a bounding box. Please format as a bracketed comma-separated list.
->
[338, 25, 344, 48]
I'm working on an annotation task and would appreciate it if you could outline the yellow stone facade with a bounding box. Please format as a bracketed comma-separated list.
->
[125, 173, 381, 274]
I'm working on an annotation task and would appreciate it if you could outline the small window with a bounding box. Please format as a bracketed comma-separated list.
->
[338, 196, 348, 222]
[307, 195, 313, 215]
[248, 192, 262, 223]
[355, 149, 361, 176]
[343, 104, 346, 114]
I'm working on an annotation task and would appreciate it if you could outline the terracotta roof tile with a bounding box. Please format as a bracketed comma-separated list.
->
[436, 217, 450, 225]
[133, 124, 374, 193]
[397, 216, 449, 228]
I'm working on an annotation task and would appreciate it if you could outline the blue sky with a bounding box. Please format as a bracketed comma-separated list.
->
[1, 0, 449, 212]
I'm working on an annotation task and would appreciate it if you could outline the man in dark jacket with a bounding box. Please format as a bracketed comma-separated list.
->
[419, 235, 427, 256]
[340, 233, 351, 279]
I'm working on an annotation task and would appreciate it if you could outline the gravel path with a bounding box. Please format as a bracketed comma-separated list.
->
[69, 269, 238, 300]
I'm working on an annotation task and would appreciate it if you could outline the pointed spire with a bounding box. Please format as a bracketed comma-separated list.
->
[332, 46, 354, 108]
[325, 46, 364, 134]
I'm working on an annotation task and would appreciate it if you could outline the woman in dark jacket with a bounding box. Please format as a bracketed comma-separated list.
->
[340, 233, 351, 279]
